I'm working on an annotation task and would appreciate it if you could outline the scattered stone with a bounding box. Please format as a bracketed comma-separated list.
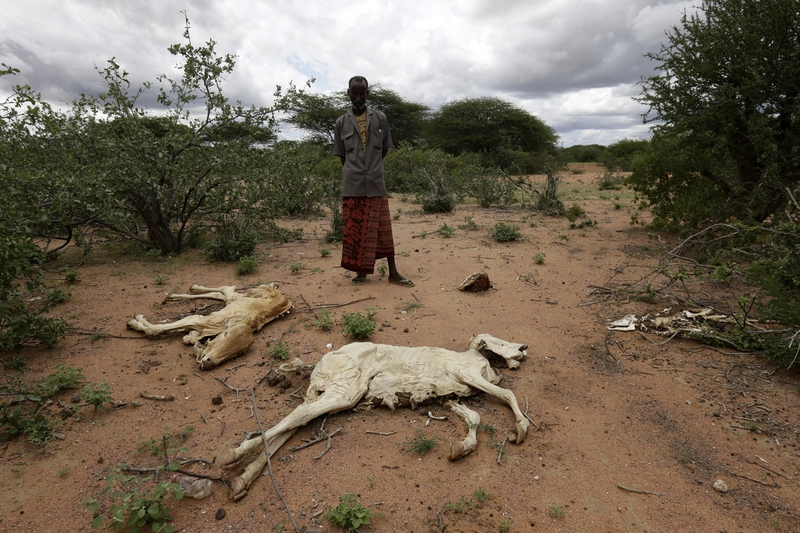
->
[215, 508, 226, 520]
[713, 479, 728, 493]
[211, 396, 223, 405]
[280, 379, 292, 389]
[266, 373, 282, 387]
[404, 328, 409, 333]
[382, 321, 391, 327]
[97, 456, 104, 464]
[71, 395, 81, 403]
[326, 343, 333, 349]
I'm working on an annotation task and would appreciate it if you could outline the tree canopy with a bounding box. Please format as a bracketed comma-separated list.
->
[281, 84, 428, 146]
[426, 97, 558, 172]
[631, 0, 800, 227]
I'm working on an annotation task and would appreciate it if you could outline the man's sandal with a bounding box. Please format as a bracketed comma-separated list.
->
[388, 278, 415, 287]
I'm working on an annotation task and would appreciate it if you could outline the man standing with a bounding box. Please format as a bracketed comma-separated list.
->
[333, 76, 413, 286]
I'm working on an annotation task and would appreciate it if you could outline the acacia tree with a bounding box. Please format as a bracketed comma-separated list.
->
[281, 84, 428, 146]
[632, 0, 800, 227]
[426, 97, 557, 172]
[71, 16, 283, 254]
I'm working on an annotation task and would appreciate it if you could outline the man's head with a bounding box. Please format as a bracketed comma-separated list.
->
[347, 76, 369, 112]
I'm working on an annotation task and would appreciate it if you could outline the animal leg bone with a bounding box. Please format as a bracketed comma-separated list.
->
[446, 400, 480, 459]
[452, 369, 529, 443]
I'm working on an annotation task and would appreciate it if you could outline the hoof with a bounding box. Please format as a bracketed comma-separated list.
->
[230, 477, 247, 501]
[450, 441, 465, 460]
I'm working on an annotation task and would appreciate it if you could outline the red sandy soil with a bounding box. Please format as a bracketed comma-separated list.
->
[1, 165, 799, 533]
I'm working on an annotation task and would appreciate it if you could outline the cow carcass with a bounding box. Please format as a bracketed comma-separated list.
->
[126, 284, 292, 369]
[220, 333, 529, 501]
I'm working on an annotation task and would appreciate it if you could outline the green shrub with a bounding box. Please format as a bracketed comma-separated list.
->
[491, 222, 522, 243]
[342, 309, 377, 341]
[422, 191, 456, 213]
[325, 494, 374, 532]
[80, 381, 114, 410]
[235, 256, 258, 276]
[314, 310, 334, 331]
[206, 217, 258, 262]
[269, 342, 291, 361]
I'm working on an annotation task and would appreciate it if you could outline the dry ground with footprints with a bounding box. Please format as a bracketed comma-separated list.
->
[1, 164, 799, 533]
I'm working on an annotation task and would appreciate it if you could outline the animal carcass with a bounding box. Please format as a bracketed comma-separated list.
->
[220, 334, 529, 501]
[126, 284, 292, 369]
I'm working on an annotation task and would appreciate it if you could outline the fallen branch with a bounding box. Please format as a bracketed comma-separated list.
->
[365, 430, 396, 436]
[139, 392, 175, 401]
[299, 296, 376, 312]
[250, 387, 300, 532]
[616, 483, 665, 496]
[313, 428, 334, 459]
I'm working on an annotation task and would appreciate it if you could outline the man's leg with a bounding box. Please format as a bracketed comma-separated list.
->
[387, 256, 413, 285]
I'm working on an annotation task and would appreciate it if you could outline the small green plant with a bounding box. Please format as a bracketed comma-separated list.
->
[368, 476, 376, 488]
[533, 253, 546, 265]
[80, 381, 114, 410]
[85, 468, 183, 532]
[235, 255, 258, 275]
[314, 309, 334, 331]
[47, 287, 71, 304]
[459, 216, 480, 231]
[325, 494, 374, 532]
[320, 248, 331, 257]
[439, 223, 454, 238]
[341, 309, 377, 341]
[399, 249, 411, 257]
[206, 216, 258, 262]
[548, 505, 565, 518]
[376, 260, 388, 277]
[473, 487, 492, 502]
[154, 274, 168, 285]
[491, 222, 521, 243]
[289, 261, 305, 274]
[398, 301, 424, 312]
[64, 270, 79, 283]
[447, 495, 475, 514]
[499, 519, 513, 532]
[566, 203, 586, 223]
[58, 466, 71, 478]
[399, 429, 438, 456]
[90, 332, 108, 342]
[269, 342, 291, 361]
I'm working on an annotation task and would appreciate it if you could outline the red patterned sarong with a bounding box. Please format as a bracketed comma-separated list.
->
[341, 196, 395, 274]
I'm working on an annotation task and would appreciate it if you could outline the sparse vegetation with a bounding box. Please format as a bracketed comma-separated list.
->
[341, 309, 377, 341]
[325, 494, 374, 532]
[235, 256, 258, 276]
[399, 429, 438, 456]
[491, 222, 522, 243]
[314, 309, 334, 331]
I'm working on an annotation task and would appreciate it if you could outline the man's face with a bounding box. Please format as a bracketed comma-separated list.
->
[348, 81, 368, 111]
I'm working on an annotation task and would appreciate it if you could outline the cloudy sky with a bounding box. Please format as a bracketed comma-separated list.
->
[1, 0, 696, 147]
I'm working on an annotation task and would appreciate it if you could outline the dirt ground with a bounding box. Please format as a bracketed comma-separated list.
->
[1, 165, 799, 533]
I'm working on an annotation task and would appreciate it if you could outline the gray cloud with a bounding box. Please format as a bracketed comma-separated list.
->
[2, 0, 694, 145]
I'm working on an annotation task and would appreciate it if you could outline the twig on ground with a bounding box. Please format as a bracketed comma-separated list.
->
[299, 296, 376, 312]
[140, 392, 175, 401]
[289, 428, 342, 451]
[313, 428, 334, 459]
[496, 435, 509, 465]
[727, 470, 779, 487]
[366, 430, 396, 436]
[616, 484, 665, 496]
[192, 372, 205, 381]
[217, 416, 225, 436]
[299, 293, 312, 309]
[523, 397, 540, 431]
[437, 499, 448, 533]
[210, 373, 247, 398]
[250, 387, 300, 532]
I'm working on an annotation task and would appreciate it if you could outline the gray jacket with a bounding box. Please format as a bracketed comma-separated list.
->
[332, 108, 394, 197]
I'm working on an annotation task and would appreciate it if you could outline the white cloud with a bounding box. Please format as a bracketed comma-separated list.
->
[1, 0, 691, 145]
